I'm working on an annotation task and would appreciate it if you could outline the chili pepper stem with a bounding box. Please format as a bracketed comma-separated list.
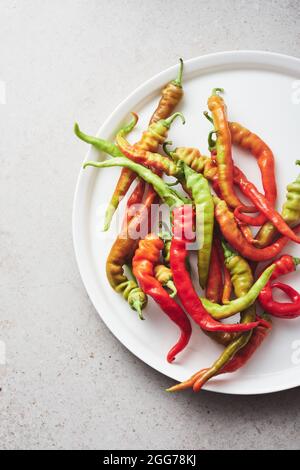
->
[294, 257, 300, 266]
[166, 280, 177, 298]
[162, 141, 174, 158]
[132, 301, 144, 320]
[171, 58, 184, 87]
[208, 130, 217, 152]
[163, 112, 186, 128]
[212, 87, 224, 96]
[203, 111, 214, 124]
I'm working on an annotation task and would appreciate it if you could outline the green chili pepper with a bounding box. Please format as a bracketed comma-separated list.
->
[282, 161, 300, 226]
[183, 165, 214, 288]
[75, 119, 139, 231]
[84, 157, 190, 208]
[201, 264, 275, 319]
[222, 242, 253, 297]
[74, 123, 122, 158]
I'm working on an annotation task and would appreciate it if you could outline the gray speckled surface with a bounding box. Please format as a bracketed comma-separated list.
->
[1, 0, 300, 450]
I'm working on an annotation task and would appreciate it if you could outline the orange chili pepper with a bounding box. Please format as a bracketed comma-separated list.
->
[208, 89, 244, 209]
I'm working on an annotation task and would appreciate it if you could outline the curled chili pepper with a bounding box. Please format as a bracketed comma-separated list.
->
[258, 254, 300, 318]
[214, 196, 300, 261]
[132, 234, 191, 362]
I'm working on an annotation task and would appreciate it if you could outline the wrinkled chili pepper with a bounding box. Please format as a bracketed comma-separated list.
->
[106, 189, 156, 318]
[132, 234, 191, 362]
[208, 88, 243, 209]
[214, 196, 300, 261]
[170, 206, 262, 333]
[258, 255, 300, 318]
[154, 263, 177, 298]
[150, 58, 184, 124]
[163, 143, 209, 173]
[116, 112, 186, 177]
[228, 121, 277, 225]
[255, 162, 300, 247]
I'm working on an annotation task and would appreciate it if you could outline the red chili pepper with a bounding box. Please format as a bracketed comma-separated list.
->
[229, 121, 277, 207]
[166, 321, 271, 392]
[132, 234, 192, 362]
[258, 255, 300, 318]
[219, 323, 271, 374]
[233, 168, 300, 244]
[170, 206, 261, 333]
[207, 89, 244, 209]
[215, 197, 300, 261]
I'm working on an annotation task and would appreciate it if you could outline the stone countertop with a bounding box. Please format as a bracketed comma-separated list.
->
[0, 0, 300, 450]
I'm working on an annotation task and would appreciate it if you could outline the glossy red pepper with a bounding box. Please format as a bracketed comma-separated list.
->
[258, 255, 300, 318]
[233, 167, 300, 244]
[170, 206, 261, 333]
[132, 234, 192, 362]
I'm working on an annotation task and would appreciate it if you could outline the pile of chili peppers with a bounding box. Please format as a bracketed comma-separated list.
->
[75, 59, 300, 393]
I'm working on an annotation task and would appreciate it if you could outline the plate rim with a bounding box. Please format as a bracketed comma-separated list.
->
[72, 50, 300, 395]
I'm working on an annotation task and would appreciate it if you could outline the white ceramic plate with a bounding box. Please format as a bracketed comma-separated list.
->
[73, 51, 300, 394]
